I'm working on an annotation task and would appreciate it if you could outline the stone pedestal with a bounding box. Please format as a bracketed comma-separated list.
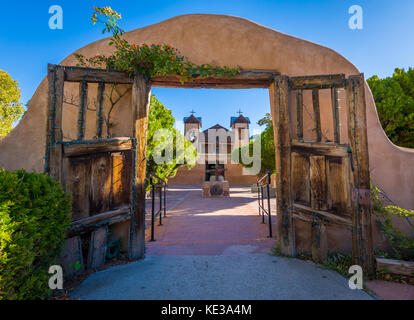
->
[202, 181, 230, 197]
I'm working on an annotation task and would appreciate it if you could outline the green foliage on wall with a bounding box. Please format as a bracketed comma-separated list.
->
[371, 183, 414, 261]
[0, 69, 24, 136]
[367, 68, 414, 148]
[146, 95, 197, 185]
[0, 170, 71, 300]
[75, 7, 239, 83]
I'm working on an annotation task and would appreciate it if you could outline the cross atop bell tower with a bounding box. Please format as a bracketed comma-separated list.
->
[184, 111, 202, 142]
[230, 110, 250, 148]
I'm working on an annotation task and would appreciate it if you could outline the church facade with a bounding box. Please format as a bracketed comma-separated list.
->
[168, 113, 259, 186]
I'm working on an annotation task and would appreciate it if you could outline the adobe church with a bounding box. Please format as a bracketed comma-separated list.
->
[168, 112, 258, 186]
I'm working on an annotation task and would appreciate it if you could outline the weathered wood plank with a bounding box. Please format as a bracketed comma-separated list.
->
[96, 82, 105, 138]
[68, 207, 131, 237]
[310, 155, 327, 211]
[87, 226, 107, 270]
[70, 206, 130, 229]
[63, 156, 91, 221]
[111, 152, 125, 208]
[289, 74, 346, 90]
[111, 152, 132, 208]
[311, 220, 328, 263]
[312, 89, 322, 142]
[346, 73, 374, 272]
[89, 154, 112, 215]
[59, 236, 84, 277]
[292, 213, 312, 223]
[62, 65, 133, 84]
[376, 258, 414, 277]
[269, 75, 294, 256]
[291, 152, 310, 205]
[57, 64, 280, 88]
[326, 157, 351, 216]
[63, 138, 133, 157]
[292, 203, 352, 226]
[77, 80, 88, 140]
[331, 87, 340, 143]
[46, 64, 65, 182]
[129, 74, 151, 260]
[151, 70, 279, 88]
[291, 140, 349, 157]
[296, 89, 304, 140]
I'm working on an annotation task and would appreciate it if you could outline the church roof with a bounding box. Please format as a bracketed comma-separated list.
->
[230, 115, 250, 126]
[202, 124, 232, 143]
[184, 114, 202, 124]
[203, 124, 229, 133]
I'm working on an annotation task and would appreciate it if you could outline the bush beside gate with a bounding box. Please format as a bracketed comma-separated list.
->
[0, 170, 71, 300]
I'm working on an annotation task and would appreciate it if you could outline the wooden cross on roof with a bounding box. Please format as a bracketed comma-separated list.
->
[237, 108, 243, 116]
[190, 109, 196, 115]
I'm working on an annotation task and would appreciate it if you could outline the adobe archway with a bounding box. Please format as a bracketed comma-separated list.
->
[1, 14, 413, 271]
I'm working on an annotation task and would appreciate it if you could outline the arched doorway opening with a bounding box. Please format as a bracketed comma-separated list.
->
[46, 64, 373, 275]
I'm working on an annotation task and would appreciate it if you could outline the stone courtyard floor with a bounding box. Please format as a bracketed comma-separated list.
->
[71, 187, 376, 300]
[145, 187, 276, 255]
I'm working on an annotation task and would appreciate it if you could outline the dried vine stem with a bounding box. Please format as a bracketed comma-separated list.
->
[63, 84, 131, 138]
[104, 84, 131, 138]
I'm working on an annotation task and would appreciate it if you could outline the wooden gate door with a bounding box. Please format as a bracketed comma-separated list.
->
[45, 64, 150, 275]
[270, 73, 374, 272]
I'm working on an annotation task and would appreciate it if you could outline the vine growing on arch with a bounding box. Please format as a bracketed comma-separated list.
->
[75, 7, 240, 83]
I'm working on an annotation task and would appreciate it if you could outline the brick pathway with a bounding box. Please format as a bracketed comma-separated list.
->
[365, 280, 414, 300]
[144, 187, 192, 233]
[143, 187, 414, 300]
[72, 186, 373, 300]
[146, 187, 277, 256]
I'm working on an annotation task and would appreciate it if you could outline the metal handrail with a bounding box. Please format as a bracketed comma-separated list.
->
[150, 172, 167, 184]
[257, 172, 269, 184]
[148, 173, 167, 241]
[257, 171, 273, 238]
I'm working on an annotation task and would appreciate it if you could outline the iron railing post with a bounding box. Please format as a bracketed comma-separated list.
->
[163, 183, 166, 217]
[150, 177, 155, 241]
[257, 172, 274, 238]
[267, 171, 272, 238]
[260, 185, 265, 224]
[159, 185, 163, 226]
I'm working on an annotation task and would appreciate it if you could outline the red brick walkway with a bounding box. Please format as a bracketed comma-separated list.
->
[365, 280, 414, 300]
[146, 187, 277, 256]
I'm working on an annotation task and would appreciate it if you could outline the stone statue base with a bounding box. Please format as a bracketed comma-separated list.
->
[202, 181, 230, 197]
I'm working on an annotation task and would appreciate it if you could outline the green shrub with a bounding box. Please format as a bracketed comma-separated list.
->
[371, 183, 414, 261]
[322, 253, 353, 277]
[0, 170, 71, 300]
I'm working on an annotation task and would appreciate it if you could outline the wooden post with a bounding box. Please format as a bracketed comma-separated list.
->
[96, 82, 105, 138]
[45, 64, 64, 182]
[87, 226, 107, 270]
[309, 155, 328, 261]
[78, 80, 88, 140]
[59, 236, 84, 277]
[129, 74, 151, 260]
[269, 75, 294, 256]
[312, 89, 322, 142]
[331, 87, 340, 143]
[296, 89, 304, 140]
[311, 220, 328, 263]
[345, 74, 374, 273]
[309, 156, 327, 211]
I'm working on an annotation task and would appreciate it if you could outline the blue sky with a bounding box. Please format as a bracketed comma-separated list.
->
[1, 0, 413, 133]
